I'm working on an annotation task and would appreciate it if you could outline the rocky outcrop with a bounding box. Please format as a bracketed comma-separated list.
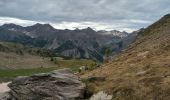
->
[7, 69, 86, 100]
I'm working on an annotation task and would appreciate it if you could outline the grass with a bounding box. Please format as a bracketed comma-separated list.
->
[80, 15, 170, 99]
[0, 67, 57, 82]
[0, 41, 96, 82]
[0, 59, 96, 82]
[56, 59, 96, 72]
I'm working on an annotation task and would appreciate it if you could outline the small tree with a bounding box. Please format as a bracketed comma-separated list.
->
[105, 48, 111, 57]
[50, 57, 54, 62]
[54, 58, 58, 64]
[104, 48, 111, 63]
[16, 49, 24, 55]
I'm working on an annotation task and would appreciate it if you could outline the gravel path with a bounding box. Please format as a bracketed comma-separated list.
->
[0, 82, 10, 93]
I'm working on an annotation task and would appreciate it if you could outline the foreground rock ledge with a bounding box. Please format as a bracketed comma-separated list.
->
[7, 68, 86, 100]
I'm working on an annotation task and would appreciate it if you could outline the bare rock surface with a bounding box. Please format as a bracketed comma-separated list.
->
[8, 68, 86, 100]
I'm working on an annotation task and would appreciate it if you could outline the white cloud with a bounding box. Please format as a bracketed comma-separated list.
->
[0, 16, 137, 32]
[0, 0, 169, 31]
[122, 19, 151, 24]
[0, 17, 39, 26]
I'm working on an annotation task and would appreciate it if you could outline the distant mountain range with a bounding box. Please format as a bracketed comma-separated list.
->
[0, 23, 138, 61]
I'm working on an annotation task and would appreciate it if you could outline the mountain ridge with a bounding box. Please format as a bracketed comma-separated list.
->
[81, 13, 170, 99]
[0, 23, 137, 61]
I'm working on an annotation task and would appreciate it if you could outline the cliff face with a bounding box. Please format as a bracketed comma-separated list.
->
[81, 14, 170, 99]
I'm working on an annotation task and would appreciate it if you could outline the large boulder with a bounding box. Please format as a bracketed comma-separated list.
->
[8, 68, 86, 100]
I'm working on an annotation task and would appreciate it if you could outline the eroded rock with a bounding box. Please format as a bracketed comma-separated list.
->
[8, 68, 86, 100]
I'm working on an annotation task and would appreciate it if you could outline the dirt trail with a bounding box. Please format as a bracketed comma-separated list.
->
[0, 82, 10, 93]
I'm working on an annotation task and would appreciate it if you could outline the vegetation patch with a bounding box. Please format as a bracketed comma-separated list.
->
[0, 68, 57, 82]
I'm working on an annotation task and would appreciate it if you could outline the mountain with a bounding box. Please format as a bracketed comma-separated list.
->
[98, 30, 129, 38]
[81, 13, 170, 99]
[0, 23, 137, 61]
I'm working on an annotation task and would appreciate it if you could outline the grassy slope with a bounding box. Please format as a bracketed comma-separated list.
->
[0, 41, 95, 82]
[0, 52, 56, 69]
[0, 68, 57, 82]
[55, 59, 95, 71]
[81, 14, 170, 100]
[0, 54, 94, 82]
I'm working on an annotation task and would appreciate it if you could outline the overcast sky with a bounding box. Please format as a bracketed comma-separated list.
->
[0, 0, 170, 32]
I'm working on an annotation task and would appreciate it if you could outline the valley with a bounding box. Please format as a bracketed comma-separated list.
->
[0, 23, 136, 61]
[0, 0, 170, 99]
[0, 23, 134, 83]
[0, 41, 95, 82]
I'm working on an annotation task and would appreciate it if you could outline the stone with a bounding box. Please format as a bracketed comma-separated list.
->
[0, 92, 12, 100]
[137, 51, 149, 58]
[90, 91, 112, 100]
[8, 68, 86, 100]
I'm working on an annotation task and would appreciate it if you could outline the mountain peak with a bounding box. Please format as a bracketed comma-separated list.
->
[81, 27, 96, 33]
[33, 23, 54, 28]
[1, 23, 23, 29]
[142, 13, 170, 36]
[27, 23, 55, 31]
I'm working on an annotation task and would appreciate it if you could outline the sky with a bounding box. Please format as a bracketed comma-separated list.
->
[0, 0, 170, 32]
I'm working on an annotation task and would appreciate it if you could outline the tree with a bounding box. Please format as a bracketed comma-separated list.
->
[104, 48, 112, 63]
[105, 48, 111, 57]
[50, 57, 54, 62]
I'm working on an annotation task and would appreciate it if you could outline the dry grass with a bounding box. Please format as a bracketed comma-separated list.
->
[0, 52, 56, 69]
[81, 14, 170, 100]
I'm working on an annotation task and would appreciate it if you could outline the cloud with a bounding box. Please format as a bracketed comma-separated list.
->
[0, 16, 137, 32]
[0, 17, 39, 26]
[0, 0, 170, 32]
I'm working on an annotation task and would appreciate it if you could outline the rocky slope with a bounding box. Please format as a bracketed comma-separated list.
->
[81, 14, 170, 100]
[0, 24, 136, 61]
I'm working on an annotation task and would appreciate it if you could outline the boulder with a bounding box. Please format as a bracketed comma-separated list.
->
[8, 68, 86, 100]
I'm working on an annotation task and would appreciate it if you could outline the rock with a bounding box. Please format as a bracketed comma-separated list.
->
[90, 91, 112, 100]
[0, 82, 11, 100]
[0, 92, 12, 100]
[136, 70, 147, 76]
[87, 76, 106, 82]
[8, 68, 86, 100]
[79, 66, 87, 73]
[137, 51, 149, 58]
